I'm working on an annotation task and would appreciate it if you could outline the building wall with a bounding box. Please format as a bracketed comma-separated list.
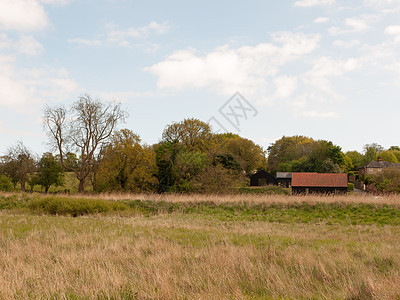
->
[360, 167, 382, 175]
[250, 172, 277, 186]
[277, 178, 291, 188]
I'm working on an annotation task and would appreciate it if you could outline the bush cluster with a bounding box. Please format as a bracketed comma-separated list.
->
[27, 196, 130, 217]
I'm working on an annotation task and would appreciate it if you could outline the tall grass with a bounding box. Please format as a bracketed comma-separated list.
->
[0, 212, 399, 299]
[78, 192, 400, 206]
[0, 192, 400, 298]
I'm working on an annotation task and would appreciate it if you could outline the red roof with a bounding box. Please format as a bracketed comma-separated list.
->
[291, 173, 348, 187]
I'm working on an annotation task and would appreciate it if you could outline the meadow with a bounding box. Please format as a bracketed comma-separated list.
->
[0, 193, 400, 299]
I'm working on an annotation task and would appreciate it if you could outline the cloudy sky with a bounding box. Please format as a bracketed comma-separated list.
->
[1, 0, 400, 155]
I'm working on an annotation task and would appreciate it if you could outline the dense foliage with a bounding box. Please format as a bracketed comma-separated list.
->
[0, 97, 399, 194]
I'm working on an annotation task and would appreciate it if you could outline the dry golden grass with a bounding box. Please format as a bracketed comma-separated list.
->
[0, 207, 400, 299]
[73, 192, 400, 207]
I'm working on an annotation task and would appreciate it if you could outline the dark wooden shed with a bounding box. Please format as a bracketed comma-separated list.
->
[291, 173, 348, 195]
[250, 170, 277, 186]
[276, 172, 292, 188]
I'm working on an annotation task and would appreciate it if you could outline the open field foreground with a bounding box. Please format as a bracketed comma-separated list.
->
[1, 193, 400, 299]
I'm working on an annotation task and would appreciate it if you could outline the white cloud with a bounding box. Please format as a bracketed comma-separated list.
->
[96, 91, 158, 103]
[147, 21, 170, 34]
[294, 0, 336, 7]
[314, 17, 330, 23]
[303, 56, 358, 97]
[328, 15, 379, 35]
[345, 17, 369, 32]
[0, 33, 44, 55]
[333, 39, 360, 48]
[106, 21, 170, 41]
[0, 33, 11, 49]
[0, 0, 48, 32]
[39, 0, 74, 4]
[273, 76, 298, 99]
[68, 38, 103, 47]
[385, 25, 400, 43]
[145, 32, 320, 98]
[70, 21, 170, 48]
[0, 54, 78, 111]
[16, 35, 44, 55]
[0, 120, 42, 137]
[301, 110, 339, 118]
[363, 0, 400, 12]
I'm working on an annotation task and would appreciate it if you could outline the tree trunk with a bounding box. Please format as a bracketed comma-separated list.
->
[78, 178, 85, 194]
[20, 180, 25, 192]
[45, 186, 50, 193]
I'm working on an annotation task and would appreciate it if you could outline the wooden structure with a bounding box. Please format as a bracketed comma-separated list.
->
[291, 173, 348, 194]
[276, 172, 292, 188]
[250, 170, 277, 186]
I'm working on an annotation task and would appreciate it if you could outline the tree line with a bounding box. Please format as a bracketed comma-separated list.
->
[0, 95, 399, 194]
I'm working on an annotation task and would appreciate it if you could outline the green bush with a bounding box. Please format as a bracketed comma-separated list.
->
[348, 183, 354, 192]
[0, 194, 30, 210]
[0, 175, 13, 192]
[27, 196, 130, 216]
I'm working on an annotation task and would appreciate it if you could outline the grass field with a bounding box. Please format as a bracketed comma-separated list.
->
[1, 193, 400, 299]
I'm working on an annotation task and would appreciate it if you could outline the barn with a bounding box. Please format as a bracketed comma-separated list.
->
[291, 173, 348, 195]
[250, 170, 277, 186]
[276, 172, 292, 188]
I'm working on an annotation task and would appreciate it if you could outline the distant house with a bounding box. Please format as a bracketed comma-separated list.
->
[250, 170, 277, 186]
[291, 173, 348, 194]
[276, 172, 292, 188]
[359, 156, 400, 176]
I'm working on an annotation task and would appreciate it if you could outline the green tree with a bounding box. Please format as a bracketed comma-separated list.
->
[214, 153, 242, 172]
[156, 118, 213, 192]
[162, 118, 212, 152]
[213, 134, 266, 175]
[165, 151, 207, 192]
[363, 143, 383, 164]
[378, 150, 399, 163]
[267, 136, 316, 171]
[155, 142, 181, 192]
[36, 152, 64, 193]
[96, 129, 157, 192]
[44, 94, 127, 193]
[346, 150, 364, 170]
[0, 175, 12, 191]
[303, 140, 345, 173]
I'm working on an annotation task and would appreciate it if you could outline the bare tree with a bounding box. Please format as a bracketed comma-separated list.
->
[1, 141, 36, 192]
[43, 94, 127, 193]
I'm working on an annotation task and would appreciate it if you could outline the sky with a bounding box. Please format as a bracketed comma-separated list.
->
[1, 0, 400, 156]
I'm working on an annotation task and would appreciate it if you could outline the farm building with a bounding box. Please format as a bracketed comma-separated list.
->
[359, 156, 400, 176]
[291, 173, 348, 195]
[250, 170, 277, 186]
[276, 172, 292, 188]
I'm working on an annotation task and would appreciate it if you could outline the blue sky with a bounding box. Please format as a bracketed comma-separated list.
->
[1, 0, 400, 155]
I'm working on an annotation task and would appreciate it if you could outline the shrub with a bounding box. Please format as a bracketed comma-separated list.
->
[0, 175, 13, 192]
[372, 168, 400, 193]
[0, 194, 30, 210]
[348, 183, 354, 192]
[27, 196, 130, 216]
